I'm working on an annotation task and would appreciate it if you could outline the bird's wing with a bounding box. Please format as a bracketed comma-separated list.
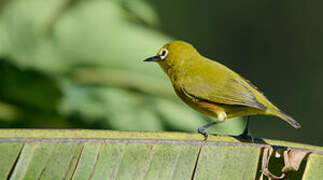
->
[181, 70, 267, 110]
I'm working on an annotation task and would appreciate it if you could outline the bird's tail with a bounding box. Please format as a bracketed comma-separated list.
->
[271, 109, 301, 129]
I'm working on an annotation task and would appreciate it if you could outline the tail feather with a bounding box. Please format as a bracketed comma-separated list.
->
[275, 110, 301, 128]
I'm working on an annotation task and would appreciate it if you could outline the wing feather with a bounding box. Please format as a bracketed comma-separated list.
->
[181, 66, 266, 110]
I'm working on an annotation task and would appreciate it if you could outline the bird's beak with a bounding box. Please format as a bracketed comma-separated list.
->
[144, 55, 161, 62]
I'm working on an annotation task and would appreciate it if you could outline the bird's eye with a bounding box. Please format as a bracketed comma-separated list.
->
[160, 49, 168, 60]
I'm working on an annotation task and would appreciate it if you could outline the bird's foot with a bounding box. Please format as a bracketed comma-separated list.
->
[236, 116, 254, 142]
[198, 127, 209, 141]
[237, 133, 254, 143]
[198, 121, 218, 141]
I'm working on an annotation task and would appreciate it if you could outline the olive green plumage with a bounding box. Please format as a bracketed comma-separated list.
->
[144, 40, 300, 133]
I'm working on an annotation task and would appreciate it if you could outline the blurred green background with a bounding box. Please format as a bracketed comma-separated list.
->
[0, 0, 322, 145]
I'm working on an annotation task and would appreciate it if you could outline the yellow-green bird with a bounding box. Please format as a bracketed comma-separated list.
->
[144, 40, 300, 139]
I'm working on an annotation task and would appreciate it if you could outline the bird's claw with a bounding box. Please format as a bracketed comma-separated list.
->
[238, 133, 254, 143]
[198, 127, 209, 141]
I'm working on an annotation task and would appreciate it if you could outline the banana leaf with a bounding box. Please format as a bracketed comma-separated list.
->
[0, 129, 322, 179]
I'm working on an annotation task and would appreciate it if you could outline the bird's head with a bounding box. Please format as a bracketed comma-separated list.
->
[144, 41, 199, 73]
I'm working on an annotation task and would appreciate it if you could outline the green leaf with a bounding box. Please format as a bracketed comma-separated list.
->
[120, 0, 160, 27]
[90, 143, 126, 179]
[0, 22, 9, 56]
[0, 60, 62, 112]
[194, 145, 260, 179]
[302, 153, 323, 179]
[152, 97, 206, 131]
[0, 0, 170, 74]
[0, 129, 322, 179]
[0, 142, 23, 179]
[71, 143, 101, 179]
[59, 83, 165, 130]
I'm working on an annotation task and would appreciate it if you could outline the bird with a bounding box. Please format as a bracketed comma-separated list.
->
[144, 40, 301, 140]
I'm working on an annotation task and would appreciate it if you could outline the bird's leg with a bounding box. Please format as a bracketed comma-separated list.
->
[196, 102, 227, 140]
[238, 116, 254, 142]
[241, 116, 250, 135]
[198, 121, 218, 140]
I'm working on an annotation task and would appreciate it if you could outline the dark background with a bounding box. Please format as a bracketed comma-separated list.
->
[154, 1, 323, 144]
[0, 0, 322, 145]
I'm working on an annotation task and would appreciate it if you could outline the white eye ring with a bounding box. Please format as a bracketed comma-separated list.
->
[160, 49, 168, 60]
